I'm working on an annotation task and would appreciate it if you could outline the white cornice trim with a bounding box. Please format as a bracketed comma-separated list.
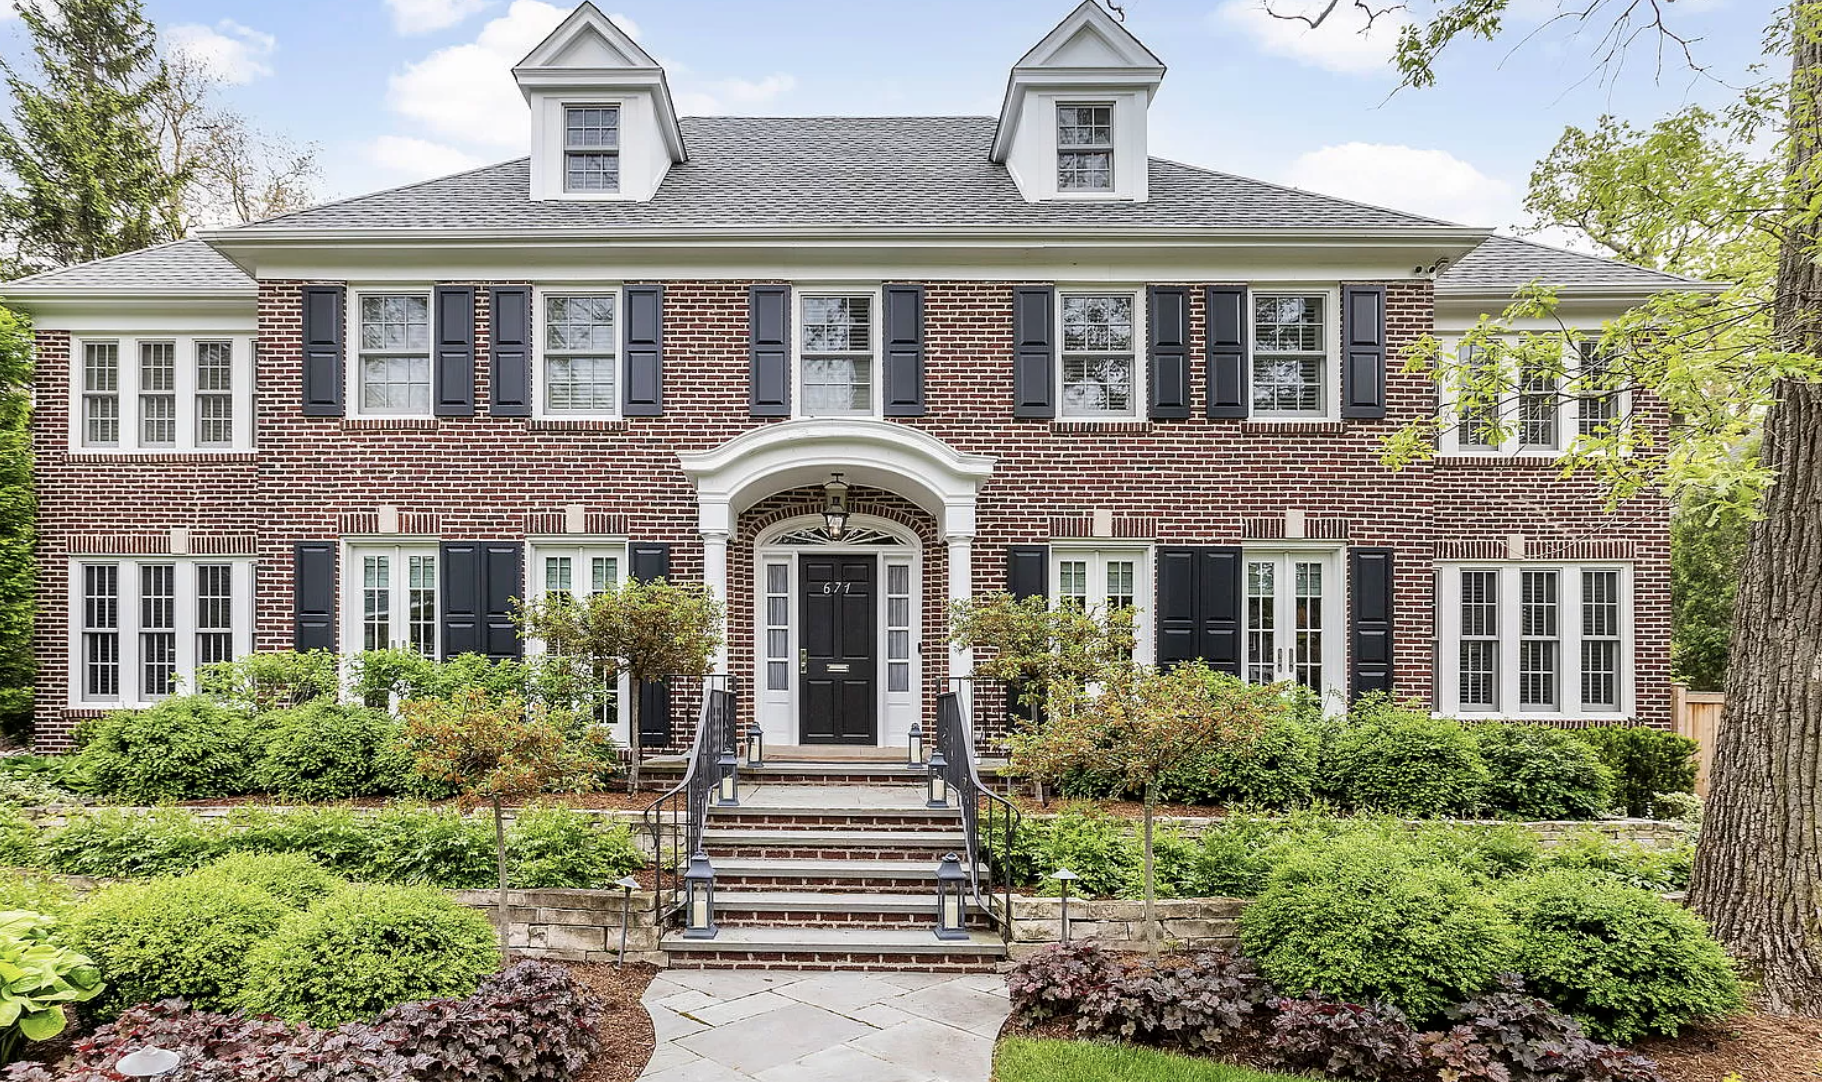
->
[204, 225, 1492, 246]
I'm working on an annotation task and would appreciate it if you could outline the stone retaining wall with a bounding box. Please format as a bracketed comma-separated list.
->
[450, 887, 667, 966]
[1007, 894, 1249, 960]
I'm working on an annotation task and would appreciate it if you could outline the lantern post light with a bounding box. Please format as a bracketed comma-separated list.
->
[925, 749, 949, 808]
[1048, 868, 1081, 945]
[116, 1048, 181, 1080]
[906, 720, 924, 768]
[934, 852, 969, 941]
[822, 473, 850, 539]
[716, 744, 739, 806]
[614, 874, 641, 967]
[745, 725, 765, 768]
[682, 850, 718, 939]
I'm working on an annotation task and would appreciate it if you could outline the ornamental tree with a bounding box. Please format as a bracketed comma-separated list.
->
[398, 689, 604, 958]
[1008, 662, 1276, 954]
[948, 591, 1136, 724]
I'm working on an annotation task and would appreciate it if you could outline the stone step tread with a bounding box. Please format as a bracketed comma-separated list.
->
[701, 828, 966, 846]
[712, 857, 985, 878]
[714, 784, 950, 814]
[661, 926, 1006, 955]
[712, 890, 982, 913]
[650, 760, 926, 776]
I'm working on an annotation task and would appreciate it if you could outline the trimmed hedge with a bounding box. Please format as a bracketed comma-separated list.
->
[252, 701, 398, 802]
[1326, 706, 1489, 817]
[1474, 725, 1615, 820]
[71, 697, 262, 803]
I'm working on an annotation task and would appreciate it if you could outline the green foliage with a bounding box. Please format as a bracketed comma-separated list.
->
[1193, 814, 1541, 899]
[398, 689, 605, 811]
[252, 701, 396, 802]
[237, 883, 499, 1026]
[193, 649, 339, 715]
[507, 804, 644, 889]
[64, 873, 289, 1017]
[1672, 492, 1749, 690]
[1472, 725, 1615, 820]
[1326, 701, 1488, 816]
[0, 308, 31, 745]
[71, 696, 259, 802]
[36, 807, 228, 878]
[1200, 714, 1321, 808]
[358, 803, 495, 889]
[515, 578, 724, 687]
[992, 807, 1203, 901]
[1536, 828, 1694, 893]
[1239, 834, 1516, 1022]
[190, 851, 340, 909]
[994, 1036, 1303, 1082]
[1501, 869, 1742, 1041]
[1571, 726, 1698, 817]
[0, 807, 38, 868]
[220, 804, 370, 876]
[948, 592, 1137, 718]
[0, 872, 73, 918]
[0, 910, 102, 1062]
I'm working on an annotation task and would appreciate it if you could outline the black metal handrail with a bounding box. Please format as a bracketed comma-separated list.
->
[639, 675, 737, 925]
[937, 677, 1020, 943]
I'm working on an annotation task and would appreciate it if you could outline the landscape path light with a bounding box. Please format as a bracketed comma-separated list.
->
[1049, 868, 1081, 944]
[116, 1048, 181, 1080]
[614, 873, 641, 967]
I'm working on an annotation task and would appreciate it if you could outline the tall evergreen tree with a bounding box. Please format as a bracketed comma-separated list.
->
[0, 0, 184, 274]
[0, 305, 31, 740]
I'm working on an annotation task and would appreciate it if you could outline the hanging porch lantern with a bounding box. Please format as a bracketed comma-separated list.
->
[822, 472, 850, 539]
[926, 748, 949, 808]
[934, 852, 969, 941]
[716, 744, 740, 806]
[683, 849, 718, 939]
[906, 720, 925, 768]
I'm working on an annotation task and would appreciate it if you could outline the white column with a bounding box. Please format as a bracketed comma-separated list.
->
[946, 533, 974, 711]
[701, 530, 730, 674]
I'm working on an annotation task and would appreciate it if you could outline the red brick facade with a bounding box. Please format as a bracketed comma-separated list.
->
[30, 277, 1671, 750]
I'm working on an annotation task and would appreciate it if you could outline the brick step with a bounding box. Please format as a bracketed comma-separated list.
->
[708, 856, 984, 893]
[710, 890, 990, 930]
[644, 761, 926, 788]
[707, 810, 963, 830]
[661, 926, 1005, 972]
[701, 828, 965, 861]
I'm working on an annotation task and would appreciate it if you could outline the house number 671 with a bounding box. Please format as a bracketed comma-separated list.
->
[820, 582, 854, 594]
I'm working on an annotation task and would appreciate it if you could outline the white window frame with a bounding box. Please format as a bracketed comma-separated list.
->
[341, 541, 441, 658]
[1237, 546, 1347, 709]
[1049, 545, 1153, 664]
[1441, 336, 1631, 457]
[1435, 562, 1634, 720]
[528, 539, 632, 743]
[66, 558, 255, 707]
[792, 286, 883, 420]
[68, 335, 254, 452]
[1056, 286, 1146, 422]
[533, 286, 623, 420]
[562, 104, 621, 195]
[1248, 287, 1341, 422]
[1055, 101, 1115, 194]
[347, 287, 435, 419]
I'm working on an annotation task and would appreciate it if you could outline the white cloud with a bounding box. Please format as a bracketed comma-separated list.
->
[673, 73, 797, 116]
[384, 0, 490, 35]
[1282, 143, 1519, 227]
[1209, 0, 1410, 76]
[168, 19, 276, 84]
[385, 0, 571, 150]
[367, 134, 487, 179]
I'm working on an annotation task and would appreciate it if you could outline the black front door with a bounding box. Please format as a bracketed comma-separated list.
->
[799, 554, 877, 744]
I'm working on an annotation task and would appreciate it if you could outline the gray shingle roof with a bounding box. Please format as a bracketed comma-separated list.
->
[233, 116, 1456, 233]
[3, 238, 252, 292]
[1437, 234, 1712, 295]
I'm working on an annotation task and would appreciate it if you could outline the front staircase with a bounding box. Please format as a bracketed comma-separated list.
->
[647, 747, 1008, 972]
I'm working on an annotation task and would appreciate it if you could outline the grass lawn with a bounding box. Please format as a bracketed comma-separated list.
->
[993, 1038, 1308, 1081]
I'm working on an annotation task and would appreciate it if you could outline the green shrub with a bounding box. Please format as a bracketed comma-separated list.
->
[37, 808, 229, 878]
[359, 803, 495, 888]
[1473, 725, 1615, 820]
[993, 808, 1205, 900]
[1537, 828, 1694, 892]
[1571, 726, 1698, 817]
[1327, 705, 1489, 816]
[1205, 714, 1320, 808]
[1238, 834, 1516, 1021]
[1194, 814, 1540, 899]
[253, 702, 396, 801]
[508, 805, 643, 889]
[192, 851, 341, 909]
[221, 804, 371, 875]
[193, 649, 339, 715]
[0, 805, 38, 867]
[237, 883, 500, 1026]
[1501, 869, 1742, 1041]
[64, 874, 290, 1016]
[0, 871, 75, 917]
[72, 696, 260, 802]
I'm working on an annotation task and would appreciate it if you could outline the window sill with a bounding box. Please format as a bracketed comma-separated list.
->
[526, 417, 628, 432]
[1239, 419, 1344, 435]
[342, 417, 438, 431]
[61, 449, 257, 463]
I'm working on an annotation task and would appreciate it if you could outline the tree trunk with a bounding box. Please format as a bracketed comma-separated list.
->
[627, 677, 643, 796]
[1143, 780, 1158, 957]
[492, 798, 512, 962]
[1688, 7, 1822, 1016]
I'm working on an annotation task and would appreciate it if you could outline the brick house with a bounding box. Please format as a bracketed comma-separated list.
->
[6, 1, 1705, 755]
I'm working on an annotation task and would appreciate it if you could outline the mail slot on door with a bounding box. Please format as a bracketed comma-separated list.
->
[826, 663, 851, 673]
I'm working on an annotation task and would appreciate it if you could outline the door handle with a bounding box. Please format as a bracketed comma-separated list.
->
[799, 648, 808, 675]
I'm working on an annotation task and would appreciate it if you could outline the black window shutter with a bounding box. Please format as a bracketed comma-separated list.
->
[1012, 286, 1056, 418]
[623, 284, 664, 416]
[1155, 546, 1242, 674]
[749, 285, 790, 417]
[630, 542, 671, 584]
[300, 286, 344, 417]
[882, 283, 925, 416]
[488, 286, 532, 417]
[1341, 284, 1387, 419]
[1350, 547, 1395, 698]
[1156, 548, 1198, 665]
[629, 542, 673, 744]
[432, 286, 475, 417]
[1006, 546, 1048, 599]
[293, 542, 337, 652]
[481, 543, 523, 659]
[1205, 286, 1247, 419]
[1147, 286, 1191, 419]
[440, 542, 482, 658]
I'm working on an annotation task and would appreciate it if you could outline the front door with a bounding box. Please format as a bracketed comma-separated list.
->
[799, 554, 877, 744]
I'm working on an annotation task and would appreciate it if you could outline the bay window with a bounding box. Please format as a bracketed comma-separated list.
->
[71, 558, 253, 706]
[1437, 563, 1632, 717]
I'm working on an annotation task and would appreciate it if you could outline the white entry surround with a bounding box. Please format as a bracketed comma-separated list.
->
[678, 420, 996, 748]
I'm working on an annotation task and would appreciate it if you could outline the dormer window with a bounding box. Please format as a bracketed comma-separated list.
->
[1056, 103, 1114, 192]
[564, 106, 620, 193]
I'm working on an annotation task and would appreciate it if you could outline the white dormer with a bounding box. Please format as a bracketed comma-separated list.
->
[990, 1, 1165, 204]
[514, 2, 686, 203]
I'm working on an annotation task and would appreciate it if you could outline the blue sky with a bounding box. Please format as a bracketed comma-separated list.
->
[1, 0, 1780, 232]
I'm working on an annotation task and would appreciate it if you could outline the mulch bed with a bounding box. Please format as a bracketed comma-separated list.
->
[174, 790, 659, 811]
[560, 960, 659, 1082]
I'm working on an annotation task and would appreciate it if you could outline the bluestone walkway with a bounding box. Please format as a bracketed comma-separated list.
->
[636, 970, 1011, 1082]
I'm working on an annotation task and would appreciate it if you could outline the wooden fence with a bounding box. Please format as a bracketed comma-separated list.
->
[1672, 685, 1725, 797]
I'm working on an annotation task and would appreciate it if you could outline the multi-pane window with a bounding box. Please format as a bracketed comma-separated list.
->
[1518, 361, 1559, 448]
[886, 563, 912, 693]
[543, 293, 618, 414]
[1052, 548, 1150, 662]
[1448, 338, 1622, 454]
[1577, 341, 1620, 439]
[764, 561, 790, 692]
[1056, 103, 1114, 192]
[536, 546, 620, 601]
[357, 294, 432, 415]
[1059, 293, 1137, 418]
[1456, 344, 1501, 451]
[1242, 551, 1336, 695]
[1293, 561, 1324, 690]
[350, 547, 438, 657]
[138, 342, 177, 446]
[1245, 559, 1276, 685]
[1252, 294, 1329, 415]
[74, 337, 249, 451]
[72, 559, 249, 705]
[800, 294, 874, 416]
[564, 106, 620, 193]
[82, 342, 120, 446]
[1438, 564, 1630, 716]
